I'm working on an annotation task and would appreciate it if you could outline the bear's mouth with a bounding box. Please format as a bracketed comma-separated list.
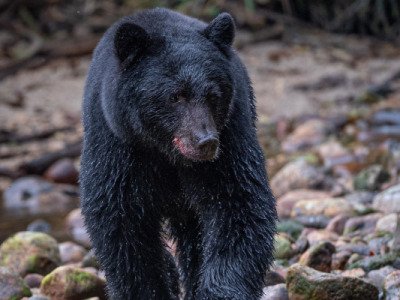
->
[173, 136, 219, 161]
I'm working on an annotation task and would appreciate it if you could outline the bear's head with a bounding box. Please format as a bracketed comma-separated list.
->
[102, 12, 236, 164]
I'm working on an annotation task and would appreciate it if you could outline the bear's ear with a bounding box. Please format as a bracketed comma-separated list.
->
[114, 22, 150, 63]
[204, 13, 235, 47]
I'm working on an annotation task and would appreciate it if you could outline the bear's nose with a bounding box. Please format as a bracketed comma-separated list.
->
[197, 135, 219, 159]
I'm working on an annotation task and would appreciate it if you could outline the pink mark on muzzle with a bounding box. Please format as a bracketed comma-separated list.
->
[173, 137, 190, 156]
[173, 137, 200, 159]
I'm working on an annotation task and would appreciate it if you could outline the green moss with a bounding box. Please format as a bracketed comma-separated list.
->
[353, 165, 390, 191]
[348, 253, 397, 271]
[22, 284, 32, 297]
[290, 274, 314, 297]
[290, 153, 321, 166]
[25, 232, 58, 253]
[374, 231, 394, 239]
[274, 235, 293, 259]
[0, 254, 9, 265]
[25, 254, 39, 273]
[41, 272, 57, 287]
[0, 236, 24, 253]
[287, 268, 329, 300]
[355, 92, 382, 104]
[277, 220, 304, 240]
[0, 235, 24, 266]
[68, 270, 92, 282]
[67, 269, 95, 289]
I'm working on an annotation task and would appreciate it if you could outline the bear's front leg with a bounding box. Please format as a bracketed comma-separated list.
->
[80, 147, 179, 300]
[181, 142, 277, 300]
[83, 199, 179, 300]
[196, 201, 275, 300]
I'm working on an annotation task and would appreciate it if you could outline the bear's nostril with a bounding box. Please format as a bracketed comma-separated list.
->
[197, 135, 219, 158]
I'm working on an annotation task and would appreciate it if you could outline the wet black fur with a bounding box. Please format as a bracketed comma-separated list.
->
[80, 8, 277, 300]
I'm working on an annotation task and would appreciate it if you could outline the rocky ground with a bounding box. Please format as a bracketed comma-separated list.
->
[0, 26, 400, 300]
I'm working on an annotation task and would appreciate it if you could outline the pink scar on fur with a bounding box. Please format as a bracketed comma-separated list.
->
[173, 137, 196, 157]
[173, 137, 186, 154]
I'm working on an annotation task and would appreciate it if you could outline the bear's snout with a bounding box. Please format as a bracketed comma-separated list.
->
[196, 134, 219, 160]
[173, 134, 219, 161]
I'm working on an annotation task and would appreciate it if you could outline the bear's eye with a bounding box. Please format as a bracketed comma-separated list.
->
[207, 93, 219, 103]
[170, 94, 186, 104]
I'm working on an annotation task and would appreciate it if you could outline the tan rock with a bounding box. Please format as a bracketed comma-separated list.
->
[292, 198, 353, 218]
[341, 268, 366, 278]
[282, 119, 329, 153]
[277, 189, 331, 219]
[271, 160, 324, 198]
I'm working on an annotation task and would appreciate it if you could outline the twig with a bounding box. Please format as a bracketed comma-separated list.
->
[18, 140, 82, 175]
[0, 35, 99, 80]
[0, 126, 75, 144]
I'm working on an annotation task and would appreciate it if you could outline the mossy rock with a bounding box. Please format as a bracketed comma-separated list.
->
[0, 232, 60, 276]
[286, 263, 378, 300]
[0, 267, 32, 300]
[277, 220, 304, 240]
[40, 266, 106, 300]
[353, 165, 390, 191]
[347, 253, 398, 272]
[274, 234, 293, 260]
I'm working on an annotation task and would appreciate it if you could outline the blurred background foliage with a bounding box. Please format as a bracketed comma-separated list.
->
[1, 0, 400, 38]
[0, 0, 399, 74]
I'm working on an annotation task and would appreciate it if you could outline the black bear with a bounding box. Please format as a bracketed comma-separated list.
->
[80, 7, 277, 300]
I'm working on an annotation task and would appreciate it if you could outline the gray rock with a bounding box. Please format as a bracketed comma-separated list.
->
[58, 241, 87, 264]
[27, 219, 51, 233]
[326, 214, 352, 235]
[0, 267, 31, 299]
[346, 191, 376, 206]
[3, 176, 79, 217]
[24, 273, 44, 288]
[28, 296, 49, 300]
[261, 283, 289, 300]
[295, 215, 330, 229]
[375, 213, 397, 233]
[367, 266, 395, 289]
[343, 213, 382, 235]
[368, 235, 392, 255]
[65, 209, 91, 247]
[373, 184, 400, 214]
[384, 270, 400, 300]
